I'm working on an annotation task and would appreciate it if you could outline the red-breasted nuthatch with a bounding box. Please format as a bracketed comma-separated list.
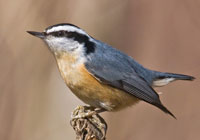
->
[27, 23, 195, 119]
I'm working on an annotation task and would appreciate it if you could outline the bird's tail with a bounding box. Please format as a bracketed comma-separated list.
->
[152, 71, 195, 87]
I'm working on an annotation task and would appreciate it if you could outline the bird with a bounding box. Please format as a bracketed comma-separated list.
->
[27, 23, 195, 119]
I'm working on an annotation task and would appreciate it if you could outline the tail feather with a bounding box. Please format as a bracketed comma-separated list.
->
[157, 73, 195, 81]
[152, 72, 195, 87]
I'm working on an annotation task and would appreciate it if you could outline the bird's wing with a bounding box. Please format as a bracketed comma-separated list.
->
[84, 50, 175, 118]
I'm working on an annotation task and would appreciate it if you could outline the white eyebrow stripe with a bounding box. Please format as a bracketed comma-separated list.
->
[46, 26, 87, 35]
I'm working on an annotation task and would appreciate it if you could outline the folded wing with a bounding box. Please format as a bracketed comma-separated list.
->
[84, 48, 175, 118]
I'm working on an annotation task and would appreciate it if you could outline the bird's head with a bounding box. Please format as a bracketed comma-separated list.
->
[27, 23, 95, 56]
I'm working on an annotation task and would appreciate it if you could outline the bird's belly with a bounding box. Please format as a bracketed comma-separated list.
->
[70, 82, 139, 111]
[57, 57, 138, 111]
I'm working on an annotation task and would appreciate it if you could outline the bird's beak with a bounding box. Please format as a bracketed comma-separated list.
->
[27, 31, 45, 39]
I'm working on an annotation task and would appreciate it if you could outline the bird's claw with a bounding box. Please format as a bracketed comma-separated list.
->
[71, 105, 97, 119]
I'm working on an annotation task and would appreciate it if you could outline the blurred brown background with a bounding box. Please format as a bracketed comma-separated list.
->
[0, 0, 199, 140]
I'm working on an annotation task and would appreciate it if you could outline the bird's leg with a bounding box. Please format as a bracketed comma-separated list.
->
[71, 106, 105, 119]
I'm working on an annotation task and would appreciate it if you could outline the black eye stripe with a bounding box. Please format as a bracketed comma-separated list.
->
[48, 30, 65, 37]
[47, 30, 79, 37]
[47, 30, 95, 54]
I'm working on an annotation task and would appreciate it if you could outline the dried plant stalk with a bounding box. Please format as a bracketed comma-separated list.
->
[70, 106, 107, 140]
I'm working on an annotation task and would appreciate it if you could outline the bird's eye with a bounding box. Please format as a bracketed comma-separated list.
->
[56, 31, 64, 37]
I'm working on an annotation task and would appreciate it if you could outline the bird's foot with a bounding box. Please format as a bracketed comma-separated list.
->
[71, 106, 104, 119]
